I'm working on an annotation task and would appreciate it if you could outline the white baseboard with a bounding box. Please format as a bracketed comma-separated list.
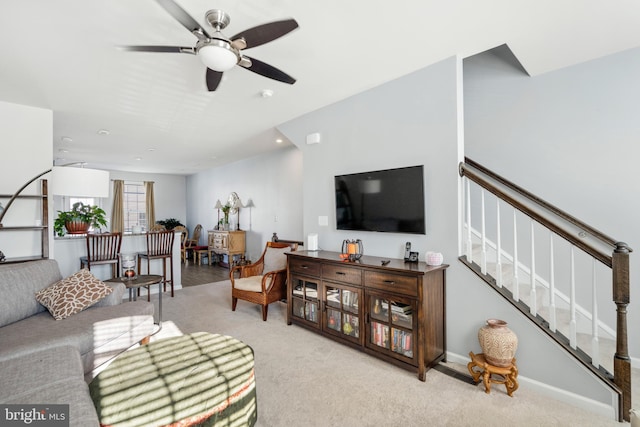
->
[446, 351, 617, 420]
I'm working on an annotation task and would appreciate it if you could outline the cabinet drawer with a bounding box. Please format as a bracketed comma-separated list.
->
[322, 264, 362, 285]
[289, 258, 321, 277]
[365, 271, 417, 297]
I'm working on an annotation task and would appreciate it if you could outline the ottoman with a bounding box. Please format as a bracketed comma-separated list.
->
[89, 332, 257, 427]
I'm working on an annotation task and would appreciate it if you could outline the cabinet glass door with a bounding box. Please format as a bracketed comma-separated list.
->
[323, 283, 360, 341]
[291, 277, 319, 325]
[368, 294, 414, 359]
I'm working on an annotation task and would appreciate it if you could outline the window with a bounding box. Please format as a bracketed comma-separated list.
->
[69, 197, 96, 209]
[123, 182, 146, 231]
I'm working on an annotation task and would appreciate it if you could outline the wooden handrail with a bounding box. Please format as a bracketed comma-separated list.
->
[459, 161, 613, 267]
[463, 158, 632, 253]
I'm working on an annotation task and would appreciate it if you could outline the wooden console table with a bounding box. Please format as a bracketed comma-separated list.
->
[286, 250, 448, 381]
[208, 230, 245, 268]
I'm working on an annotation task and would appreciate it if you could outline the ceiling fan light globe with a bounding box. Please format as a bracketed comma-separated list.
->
[198, 43, 237, 72]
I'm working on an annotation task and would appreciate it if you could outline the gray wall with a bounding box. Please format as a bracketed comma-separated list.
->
[278, 56, 615, 411]
[464, 45, 640, 363]
[0, 101, 53, 259]
[186, 146, 303, 262]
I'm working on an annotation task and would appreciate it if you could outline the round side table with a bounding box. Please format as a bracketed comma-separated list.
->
[106, 274, 163, 323]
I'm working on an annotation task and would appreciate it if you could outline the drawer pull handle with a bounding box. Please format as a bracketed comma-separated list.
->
[384, 280, 395, 285]
[300, 265, 308, 269]
[336, 272, 346, 276]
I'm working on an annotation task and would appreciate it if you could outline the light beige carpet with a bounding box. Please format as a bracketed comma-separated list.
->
[148, 281, 623, 427]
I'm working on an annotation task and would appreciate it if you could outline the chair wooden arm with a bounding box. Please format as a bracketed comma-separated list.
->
[261, 269, 286, 293]
[229, 260, 264, 284]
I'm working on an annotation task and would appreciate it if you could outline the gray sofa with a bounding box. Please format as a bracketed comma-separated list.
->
[0, 259, 155, 426]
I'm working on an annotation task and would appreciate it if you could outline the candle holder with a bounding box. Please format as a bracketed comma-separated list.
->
[120, 253, 137, 280]
[341, 239, 363, 262]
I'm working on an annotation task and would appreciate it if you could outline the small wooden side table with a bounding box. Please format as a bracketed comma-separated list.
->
[106, 274, 163, 324]
[467, 351, 519, 396]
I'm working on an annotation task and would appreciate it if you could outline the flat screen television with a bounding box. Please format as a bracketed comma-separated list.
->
[335, 165, 426, 234]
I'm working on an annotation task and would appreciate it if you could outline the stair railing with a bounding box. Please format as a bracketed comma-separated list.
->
[459, 157, 632, 421]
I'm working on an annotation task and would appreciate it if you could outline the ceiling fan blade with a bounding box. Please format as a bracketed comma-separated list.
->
[120, 45, 196, 54]
[155, 0, 210, 38]
[231, 19, 299, 50]
[206, 68, 223, 91]
[240, 56, 296, 85]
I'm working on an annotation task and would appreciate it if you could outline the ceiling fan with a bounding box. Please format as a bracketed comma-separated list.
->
[123, 0, 299, 91]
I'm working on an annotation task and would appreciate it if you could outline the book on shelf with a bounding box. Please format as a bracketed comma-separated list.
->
[391, 302, 412, 315]
[391, 328, 413, 357]
[342, 290, 359, 309]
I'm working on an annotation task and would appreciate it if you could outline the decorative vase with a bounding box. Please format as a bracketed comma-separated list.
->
[120, 253, 137, 280]
[477, 319, 518, 367]
[426, 251, 444, 266]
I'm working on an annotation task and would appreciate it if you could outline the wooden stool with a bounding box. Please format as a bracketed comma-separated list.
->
[191, 245, 209, 264]
[467, 352, 519, 396]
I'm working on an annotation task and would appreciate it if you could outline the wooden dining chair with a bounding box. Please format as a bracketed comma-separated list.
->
[80, 232, 123, 279]
[137, 230, 175, 299]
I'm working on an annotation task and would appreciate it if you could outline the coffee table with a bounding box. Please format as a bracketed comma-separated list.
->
[106, 274, 163, 323]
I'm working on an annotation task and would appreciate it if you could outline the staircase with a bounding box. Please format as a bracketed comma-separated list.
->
[459, 158, 632, 422]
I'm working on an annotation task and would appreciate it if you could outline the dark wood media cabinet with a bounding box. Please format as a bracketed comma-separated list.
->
[286, 250, 448, 381]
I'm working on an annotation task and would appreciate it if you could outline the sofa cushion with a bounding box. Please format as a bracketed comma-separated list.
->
[35, 269, 113, 320]
[0, 346, 100, 427]
[0, 301, 154, 374]
[0, 259, 62, 327]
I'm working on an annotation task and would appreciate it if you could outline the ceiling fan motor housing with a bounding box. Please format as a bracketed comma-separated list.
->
[205, 9, 230, 31]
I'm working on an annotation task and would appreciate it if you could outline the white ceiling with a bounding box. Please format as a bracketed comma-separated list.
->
[2, 0, 640, 175]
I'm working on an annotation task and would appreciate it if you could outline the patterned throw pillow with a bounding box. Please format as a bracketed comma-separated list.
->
[35, 269, 113, 320]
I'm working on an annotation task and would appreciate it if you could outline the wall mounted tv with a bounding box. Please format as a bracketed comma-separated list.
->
[335, 165, 426, 234]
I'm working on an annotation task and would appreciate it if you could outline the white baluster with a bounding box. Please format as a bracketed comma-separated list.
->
[481, 190, 487, 275]
[549, 233, 557, 332]
[591, 259, 600, 368]
[495, 199, 503, 288]
[530, 221, 537, 316]
[570, 246, 577, 349]
[512, 211, 519, 302]
[465, 179, 472, 262]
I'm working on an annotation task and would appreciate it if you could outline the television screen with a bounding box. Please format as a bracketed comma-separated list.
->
[335, 165, 426, 234]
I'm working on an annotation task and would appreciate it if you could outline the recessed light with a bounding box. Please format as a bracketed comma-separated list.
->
[97, 129, 110, 136]
[61, 136, 73, 143]
[261, 89, 274, 98]
[275, 138, 283, 144]
[135, 157, 142, 161]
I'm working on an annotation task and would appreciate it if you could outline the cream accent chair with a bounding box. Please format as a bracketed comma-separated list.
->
[230, 241, 297, 321]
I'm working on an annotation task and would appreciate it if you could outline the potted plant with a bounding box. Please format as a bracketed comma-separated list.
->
[156, 218, 185, 230]
[54, 202, 107, 236]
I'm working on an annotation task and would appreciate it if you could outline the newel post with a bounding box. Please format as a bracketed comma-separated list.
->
[612, 241, 631, 422]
